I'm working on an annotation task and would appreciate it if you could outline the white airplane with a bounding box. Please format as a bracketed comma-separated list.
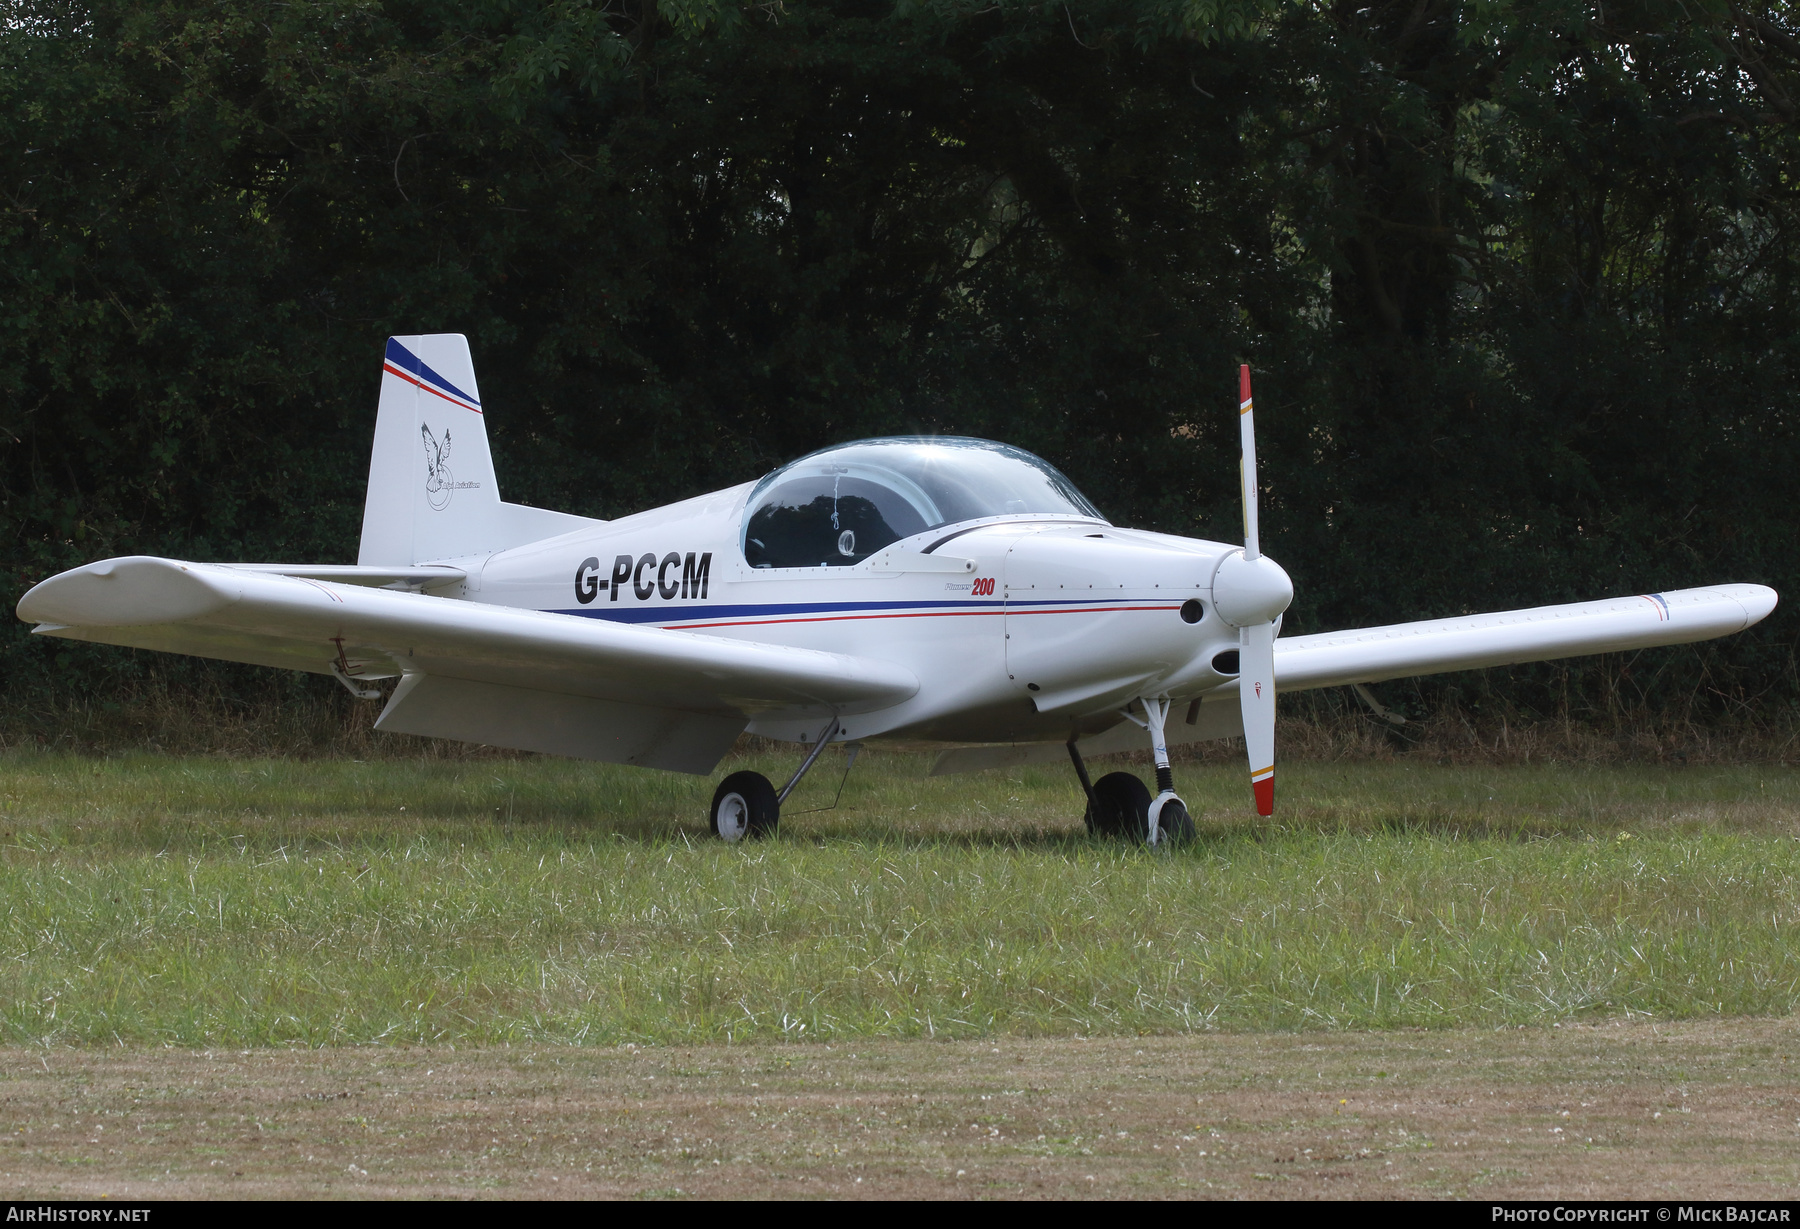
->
[17, 335, 1778, 843]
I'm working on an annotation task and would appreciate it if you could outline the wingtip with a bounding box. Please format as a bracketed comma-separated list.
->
[1736, 583, 1779, 627]
[16, 556, 237, 627]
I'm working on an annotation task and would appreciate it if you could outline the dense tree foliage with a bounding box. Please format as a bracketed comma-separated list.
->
[3, 0, 1797, 724]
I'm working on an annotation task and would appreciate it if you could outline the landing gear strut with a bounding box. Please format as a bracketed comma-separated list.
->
[1125, 698, 1194, 846]
[1067, 739, 1096, 834]
[707, 717, 841, 842]
[1111, 698, 1195, 846]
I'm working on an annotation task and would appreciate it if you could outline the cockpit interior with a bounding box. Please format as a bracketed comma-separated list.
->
[741, 437, 1106, 569]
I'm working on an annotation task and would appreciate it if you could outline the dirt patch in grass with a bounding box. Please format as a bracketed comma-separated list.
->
[1, 1017, 1795, 1199]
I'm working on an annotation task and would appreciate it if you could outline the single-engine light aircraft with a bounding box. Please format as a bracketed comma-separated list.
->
[18, 336, 1778, 842]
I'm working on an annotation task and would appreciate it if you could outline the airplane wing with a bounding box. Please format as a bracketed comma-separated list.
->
[928, 583, 1775, 775]
[1263, 583, 1777, 694]
[18, 556, 918, 773]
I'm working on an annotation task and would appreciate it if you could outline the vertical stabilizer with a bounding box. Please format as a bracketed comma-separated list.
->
[358, 335, 505, 565]
[359, 334, 601, 565]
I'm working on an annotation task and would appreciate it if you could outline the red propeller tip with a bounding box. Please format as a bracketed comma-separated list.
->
[1252, 776, 1274, 816]
[1239, 364, 1252, 403]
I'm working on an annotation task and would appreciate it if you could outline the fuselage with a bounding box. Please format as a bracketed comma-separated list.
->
[466, 480, 1245, 746]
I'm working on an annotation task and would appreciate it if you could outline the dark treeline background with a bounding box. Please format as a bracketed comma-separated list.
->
[3, 0, 1798, 735]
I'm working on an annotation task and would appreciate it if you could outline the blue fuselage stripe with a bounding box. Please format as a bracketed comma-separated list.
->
[545, 596, 1149, 625]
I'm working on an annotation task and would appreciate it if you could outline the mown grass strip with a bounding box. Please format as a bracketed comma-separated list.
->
[0, 750, 1795, 1046]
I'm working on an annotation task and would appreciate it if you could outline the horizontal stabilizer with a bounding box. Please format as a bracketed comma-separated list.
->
[226, 564, 467, 591]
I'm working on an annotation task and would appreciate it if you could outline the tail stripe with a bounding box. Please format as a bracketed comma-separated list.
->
[384, 338, 482, 413]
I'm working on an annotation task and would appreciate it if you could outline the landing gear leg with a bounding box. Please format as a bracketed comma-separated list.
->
[1067, 738, 1097, 834]
[708, 716, 840, 842]
[1123, 698, 1195, 846]
[777, 716, 840, 806]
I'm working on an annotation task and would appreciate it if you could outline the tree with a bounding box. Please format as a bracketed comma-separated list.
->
[1, 0, 1793, 725]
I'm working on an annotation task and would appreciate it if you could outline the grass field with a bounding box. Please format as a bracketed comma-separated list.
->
[0, 747, 1796, 1048]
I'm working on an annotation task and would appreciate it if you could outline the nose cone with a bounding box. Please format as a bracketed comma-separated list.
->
[1211, 551, 1293, 627]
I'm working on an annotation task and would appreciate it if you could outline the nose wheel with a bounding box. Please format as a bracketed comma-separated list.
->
[1150, 793, 1195, 845]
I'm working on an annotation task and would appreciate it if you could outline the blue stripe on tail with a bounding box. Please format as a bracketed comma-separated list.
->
[385, 338, 482, 407]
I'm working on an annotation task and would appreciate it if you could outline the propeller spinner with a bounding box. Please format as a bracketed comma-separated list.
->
[1210, 366, 1292, 815]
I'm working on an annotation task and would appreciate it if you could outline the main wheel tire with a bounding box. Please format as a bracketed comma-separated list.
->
[1153, 798, 1196, 847]
[710, 770, 779, 842]
[1089, 772, 1151, 841]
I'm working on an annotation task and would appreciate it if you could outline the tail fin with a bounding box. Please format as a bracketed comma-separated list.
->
[358, 335, 596, 566]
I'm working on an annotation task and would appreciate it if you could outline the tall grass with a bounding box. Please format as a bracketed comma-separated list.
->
[0, 750, 1795, 1046]
[4, 672, 1796, 764]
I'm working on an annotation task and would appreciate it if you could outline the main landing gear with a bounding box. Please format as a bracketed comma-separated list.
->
[708, 717, 842, 842]
[1067, 699, 1196, 846]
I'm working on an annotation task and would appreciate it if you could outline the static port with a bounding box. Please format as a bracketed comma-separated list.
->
[1211, 649, 1240, 675]
[1180, 599, 1205, 624]
[1027, 682, 1040, 691]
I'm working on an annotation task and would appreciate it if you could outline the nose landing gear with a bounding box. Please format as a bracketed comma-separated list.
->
[1067, 700, 1195, 846]
[1129, 697, 1195, 846]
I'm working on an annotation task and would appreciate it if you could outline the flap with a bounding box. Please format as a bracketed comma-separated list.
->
[375, 674, 744, 773]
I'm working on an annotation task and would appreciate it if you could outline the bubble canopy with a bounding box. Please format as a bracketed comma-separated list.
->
[740, 437, 1106, 569]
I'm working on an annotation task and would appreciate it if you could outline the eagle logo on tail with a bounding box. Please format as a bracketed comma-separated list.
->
[421, 423, 454, 510]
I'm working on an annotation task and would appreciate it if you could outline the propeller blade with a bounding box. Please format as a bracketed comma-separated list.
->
[1239, 363, 1260, 562]
[1240, 620, 1276, 816]
[1237, 364, 1275, 815]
